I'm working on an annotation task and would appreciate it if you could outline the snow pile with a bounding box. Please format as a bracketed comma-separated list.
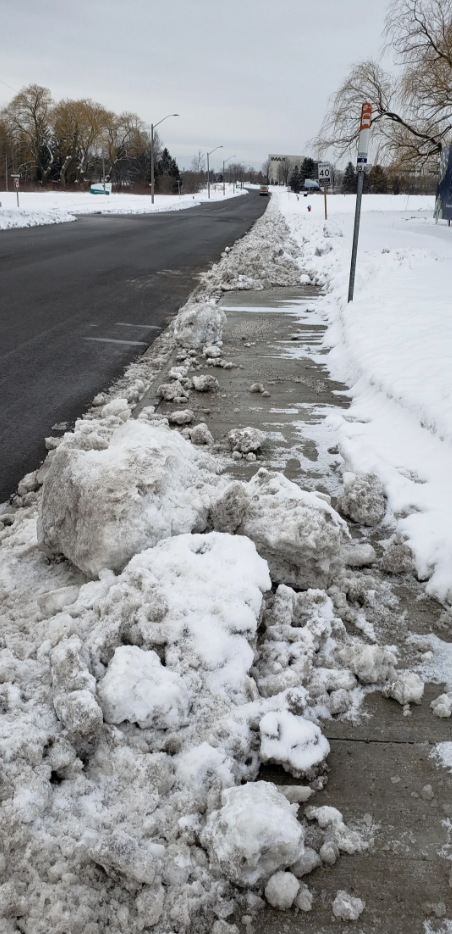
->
[0, 186, 246, 230]
[38, 421, 217, 577]
[338, 472, 386, 527]
[98, 646, 190, 729]
[275, 190, 452, 603]
[199, 204, 305, 293]
[211, 470, 347, 589]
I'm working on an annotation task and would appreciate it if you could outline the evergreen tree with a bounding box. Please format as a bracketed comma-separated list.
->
[300, 157, 315, 185]
[290, 166, 301, 193]
[154, 147, 180, 193]
[342, 161, 357, 193]
[368, 164, 388, 193]
[392, 175, 401, 195]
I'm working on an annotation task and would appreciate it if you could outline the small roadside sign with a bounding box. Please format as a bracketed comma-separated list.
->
[318, 162, 331, 220]
[11, 174, 20, 207]
[318, 162, 331, 187]
[15, 178, 19, 189]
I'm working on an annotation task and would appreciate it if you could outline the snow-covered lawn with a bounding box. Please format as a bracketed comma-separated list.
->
[0, 184, 246, 230]
[275, 191, 452, 602]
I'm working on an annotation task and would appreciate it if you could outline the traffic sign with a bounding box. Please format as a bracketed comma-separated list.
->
[15, 178, 19, 189]
[318, 162, 331, 187]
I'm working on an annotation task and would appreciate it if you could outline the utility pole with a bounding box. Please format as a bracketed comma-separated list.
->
[206, 145, 223, 199]
[150, 114, 179, 204]
[222, 155, 235, 195]
[348, 103, 372, 303]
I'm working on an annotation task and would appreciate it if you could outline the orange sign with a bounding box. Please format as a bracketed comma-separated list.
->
[360, 104, 372, 130]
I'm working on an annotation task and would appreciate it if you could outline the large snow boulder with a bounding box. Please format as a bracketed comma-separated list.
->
[338, 472, 386, 527]
[38, 421, 215, 578]
[200, 781, 304, 887]
[240, 470, 347, 588]
[173, 302, 226, 348]
[98, 645, 190, 729]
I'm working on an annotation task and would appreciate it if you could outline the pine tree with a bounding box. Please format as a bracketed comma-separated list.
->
[290, 166, 301, 193]
[342, 161, 357, 193]
[300, 157, 315, 186]
[368, 164, 388, 194]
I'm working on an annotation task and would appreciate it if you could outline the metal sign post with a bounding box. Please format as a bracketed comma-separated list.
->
[318, 162, 331, 220]
[11, 174, 20, 208]
[347, 104, 372, 303]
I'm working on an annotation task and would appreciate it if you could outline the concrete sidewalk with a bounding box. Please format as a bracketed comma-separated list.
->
[139, 286, 452, 933]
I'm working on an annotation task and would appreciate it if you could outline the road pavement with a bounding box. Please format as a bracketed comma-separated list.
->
[0, 190, 267, 500]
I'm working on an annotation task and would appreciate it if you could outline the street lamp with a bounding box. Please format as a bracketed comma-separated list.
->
[206, 145, 223, 199]
[150, 114, 179, 204]
[222, 155, 235, 196]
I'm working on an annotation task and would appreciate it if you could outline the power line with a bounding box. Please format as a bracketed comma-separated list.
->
[0, 78, 19, 94]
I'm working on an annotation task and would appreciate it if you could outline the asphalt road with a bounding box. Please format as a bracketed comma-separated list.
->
[0, 190, 268, 500]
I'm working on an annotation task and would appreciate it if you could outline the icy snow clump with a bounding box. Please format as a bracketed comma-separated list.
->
[173, 302, 226, 348]
[200, 781, 304, 886]
[38, 421, 216, 577]
[338, 471, 386, 526]
[259, 710, 330, 777]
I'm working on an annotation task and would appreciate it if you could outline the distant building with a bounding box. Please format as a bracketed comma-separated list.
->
[268, 154, 303, 185]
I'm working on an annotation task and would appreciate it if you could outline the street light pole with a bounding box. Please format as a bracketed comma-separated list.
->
[150, 114, 179, 204]
[222, 155, 235, 195]
[206, 145, 223, 199]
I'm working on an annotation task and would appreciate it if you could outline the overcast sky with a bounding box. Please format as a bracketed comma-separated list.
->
[1, 0, 391, 170]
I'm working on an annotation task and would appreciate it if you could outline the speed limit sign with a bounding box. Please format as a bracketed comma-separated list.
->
[318, 162, 331, 187]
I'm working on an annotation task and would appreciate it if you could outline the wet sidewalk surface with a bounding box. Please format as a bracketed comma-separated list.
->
[147, 286, 452, 934]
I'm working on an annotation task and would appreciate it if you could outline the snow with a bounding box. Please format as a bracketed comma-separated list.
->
[275, 191, 452, 603]
[0, 185, 246, 230]
[173, 303, 226, 348]
[98, 645, 190, 729]
[200, 782, 304, 887]
[259, 710, 330, 777]
[38, 420, 217, 577]
[332, 890, 365, 921]
[264, 870, 300, 909]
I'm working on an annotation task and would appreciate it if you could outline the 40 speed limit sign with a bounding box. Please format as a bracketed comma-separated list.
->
[318, 162, 331, 187]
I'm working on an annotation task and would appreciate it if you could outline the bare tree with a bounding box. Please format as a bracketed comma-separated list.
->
[191, 151, 206, 173]
[312, 0, 452, 171]
[2, 84, 54, 183]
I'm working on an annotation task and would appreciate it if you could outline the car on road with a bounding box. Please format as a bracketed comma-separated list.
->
[259, 185, 269, 196]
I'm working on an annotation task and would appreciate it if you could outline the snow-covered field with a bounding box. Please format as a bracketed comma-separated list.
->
[0, 184, 246, 230]
[276, 191, 452, 604]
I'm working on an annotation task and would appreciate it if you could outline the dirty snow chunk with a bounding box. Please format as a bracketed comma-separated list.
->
[431, 693, 452, 717]
[381, 536, 413, 573]
[295, 882, 313, 911]
[190, 423, 214, 445]
[98, 645, 189, 729]
[213, 923, 239, 934]
[173, 302, 226, 348]
[290, 847, 321, 878]
[168, 409, 194, 425]
[200, 782, 304, 887]
[53, 689, 103, 737]
[265, 871, 300, 909]
[332, 891, 365, 921]
[338, 644, 397, 684]
[229, 427, 266, 454]
[241, 470, 347, 589]
[135, 882, 165, 926]
[203, 345, 222, 358]
[156, 380, 188, 402]
[338, 472, 386, 526]
[51, 636, 95, 694]
[211, 481, 250, 534]
[385, 671, 424, 705]
[277, 785, 313, 804]
[87, 830, 164, 885]
[250, 383, 264, 393]
[192, 374, 219, 392]
[37, 585, 80, 617]
[259, 711, 330, 778]
[323, 221, 343, 238]
[343, 543, 376, 567]
[38, 421, 213, 578]
[176, 742, 235, 791]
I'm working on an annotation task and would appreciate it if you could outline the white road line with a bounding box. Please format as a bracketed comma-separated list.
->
[86, 338, 148, 346]
[115, 323, 162, 329]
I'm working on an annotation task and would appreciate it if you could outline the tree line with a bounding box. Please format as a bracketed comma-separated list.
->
[312, 0, 451, 182]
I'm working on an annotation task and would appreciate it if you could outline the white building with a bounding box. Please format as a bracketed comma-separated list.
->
[268, 154, 303, 185]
